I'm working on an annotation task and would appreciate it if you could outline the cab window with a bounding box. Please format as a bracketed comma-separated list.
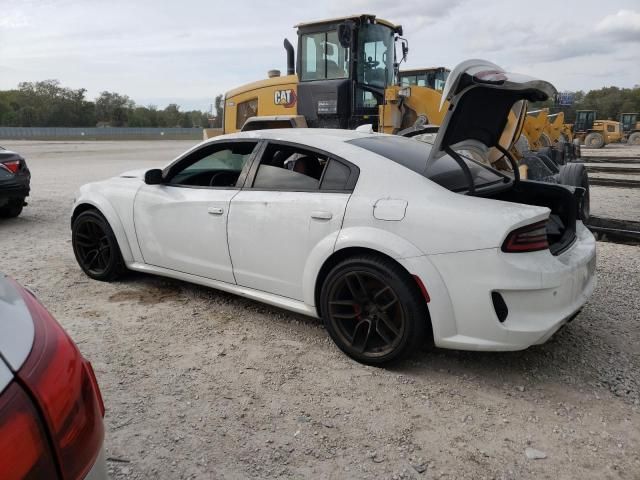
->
[300, 31, 349, 81]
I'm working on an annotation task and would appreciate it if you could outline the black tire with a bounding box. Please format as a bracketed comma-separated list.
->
[320, 254, 430, 365]
[558, 163, 590, 221]
[0, 198, 24, 218]
[584, 132, 604, 149]
[628, 132, 640, 145]
[72, 209, 126, 281]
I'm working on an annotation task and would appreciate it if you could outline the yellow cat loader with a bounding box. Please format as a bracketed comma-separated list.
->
[573, 110, 622, 148]
[620, 112, 640, 145]
[220, 15, 446, 135]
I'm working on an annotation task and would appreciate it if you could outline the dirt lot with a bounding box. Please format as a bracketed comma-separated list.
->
[1, 140, 639, 480]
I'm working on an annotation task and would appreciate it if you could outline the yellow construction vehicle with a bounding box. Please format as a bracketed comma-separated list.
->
[520, 109, 550, 150]
[220, 15, 448, 137]
[399, 67, 450, 91]
[573, 110, 622, 148]
[620, 112, 640, 144]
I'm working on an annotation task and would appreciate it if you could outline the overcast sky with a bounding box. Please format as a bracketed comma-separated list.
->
[1, 0, 639, 111]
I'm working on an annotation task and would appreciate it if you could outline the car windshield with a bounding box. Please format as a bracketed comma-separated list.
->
[347, 135, 508, 192]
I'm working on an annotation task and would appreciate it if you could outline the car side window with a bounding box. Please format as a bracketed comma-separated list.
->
[253, 144, 327, 190]
[166, 142, 256, 188]
[320, 159, 351, 190]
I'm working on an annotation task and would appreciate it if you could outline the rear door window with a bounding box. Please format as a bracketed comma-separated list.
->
[251, 142, 357, 191]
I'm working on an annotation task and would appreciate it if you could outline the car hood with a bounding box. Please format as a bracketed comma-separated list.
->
[0, 274, 35, 373]
[427, 59, 556, 169]
[119, 168, 148, 179]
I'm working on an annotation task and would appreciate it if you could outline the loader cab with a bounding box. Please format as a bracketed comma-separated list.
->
[574, 110, 596, 133]
[620, 113, 638, 134]
[400, 67, 451, 91]
[295, 15, 402, 130]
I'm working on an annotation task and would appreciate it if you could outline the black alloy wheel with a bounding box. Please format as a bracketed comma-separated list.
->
[321, 255, 429, 365]
[72, 210, 125, 281]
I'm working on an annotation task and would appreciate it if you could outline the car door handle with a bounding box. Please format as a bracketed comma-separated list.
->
[207, 207, 224, 215]
[311, 211, 333, 220]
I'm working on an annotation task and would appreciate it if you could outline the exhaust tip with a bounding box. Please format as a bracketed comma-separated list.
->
[268, 69, 281, 78]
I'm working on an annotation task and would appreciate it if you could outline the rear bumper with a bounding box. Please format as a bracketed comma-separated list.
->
[0, 176, 30, 201]
[403, 222, 596, 351]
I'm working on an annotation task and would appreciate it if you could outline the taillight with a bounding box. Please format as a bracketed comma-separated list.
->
[0, 383, 59, 479]
[15, 283, 105, 480]
[1, 160, 21, 173]
[501, 220, 549, 253]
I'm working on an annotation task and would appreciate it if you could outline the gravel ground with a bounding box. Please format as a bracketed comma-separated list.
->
[582, 144, 640, 158]
[1, 140, 639, 480]
[590, 186, 640, 222]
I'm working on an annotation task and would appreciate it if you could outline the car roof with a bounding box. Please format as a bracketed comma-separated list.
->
[204, 128, 386, 151]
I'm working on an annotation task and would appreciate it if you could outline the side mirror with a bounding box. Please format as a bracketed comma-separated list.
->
[338, 22, 352, 48]
[401, 41, 409, 62]
[144, 169, 163, 185]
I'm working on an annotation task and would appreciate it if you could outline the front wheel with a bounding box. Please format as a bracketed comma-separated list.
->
[628, 132, 640, 145]
[584, 132, 604, 149]
[320, 254, 429, 365]
[72, 210, 126, 281]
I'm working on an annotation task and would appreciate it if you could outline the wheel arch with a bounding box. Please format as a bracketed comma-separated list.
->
[312, 245, 436, 347]
[71, 198, 135, 263]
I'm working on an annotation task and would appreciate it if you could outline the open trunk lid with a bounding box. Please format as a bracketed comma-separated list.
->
[426, 59, 556, 171]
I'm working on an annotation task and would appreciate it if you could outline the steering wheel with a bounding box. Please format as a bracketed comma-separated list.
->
[364, 58, 380, 69]
[209, 171, 234, 187]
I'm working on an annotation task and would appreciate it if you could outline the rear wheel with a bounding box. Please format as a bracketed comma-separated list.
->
[628, 132, 640, 145]
[0, 198, 25, 218]
[559, 163, 590, 221]
[320, 254, 429, 365]
[584, 132, 604, 149]
[72, 210, 125, 281]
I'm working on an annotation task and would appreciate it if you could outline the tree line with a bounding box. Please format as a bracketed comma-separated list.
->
[1, 78, 638, 128]
[0, 80, 224, 128]
[533, 86, 640, 122]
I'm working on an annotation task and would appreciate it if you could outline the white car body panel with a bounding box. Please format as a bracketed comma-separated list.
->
[228, 190, 349, 300]
[0, 362, 11, 393]
[0, 274, 35, 373]
[71, 59, 595, 353]
[134, 184, 237, 283]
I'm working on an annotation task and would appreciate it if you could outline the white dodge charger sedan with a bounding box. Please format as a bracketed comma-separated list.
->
[71, 61, 596, 364]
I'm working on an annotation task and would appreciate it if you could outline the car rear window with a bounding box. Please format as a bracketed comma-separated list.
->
[347, 135, 505, 192]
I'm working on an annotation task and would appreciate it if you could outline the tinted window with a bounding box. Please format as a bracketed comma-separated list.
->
[168, 142, 256, 187]
[347, 135, 505, 192]
[321, 160, 351, 190]
[253, 144, 326, 190]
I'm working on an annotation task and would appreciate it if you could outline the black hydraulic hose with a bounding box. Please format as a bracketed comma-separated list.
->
[444, 146, 475, 195]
